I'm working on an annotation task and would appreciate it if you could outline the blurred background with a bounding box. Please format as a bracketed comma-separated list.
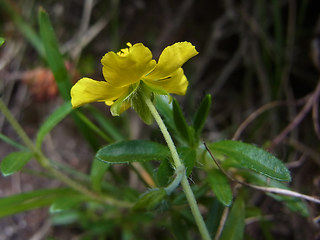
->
[1, 0, 320, 239]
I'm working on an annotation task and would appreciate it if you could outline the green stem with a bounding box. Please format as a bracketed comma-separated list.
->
[0, 98, 131, 208]
[144, 96, 211, 240]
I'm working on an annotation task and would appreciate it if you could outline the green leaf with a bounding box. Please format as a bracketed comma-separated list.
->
[0, 188, 73, 218]
[220, 195, 245, 240]
[133, 188, 167, 210]
[90, 157, 110, 192]
[1, 151, 34, 176]
[208, 140, 291, 181]
[39, 9, 103, 151]
[96, 140, 170, 164]
[178, 147, 196, 176]
[154, 95, 185, 145]
[172, 98, 192, 144]
[0, 37, 4, 46]
[36, 102, 73, 148]
[38, 8, 71, 100]
[206, 199, 225, 236]
[207, 169, 233, 206]
[156, 158, 173, 187]
[131, 88, 153, 125]
[193, 94, 211, 135]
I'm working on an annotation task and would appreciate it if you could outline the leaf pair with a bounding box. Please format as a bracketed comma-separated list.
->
[172, 95, 211, 147]
[155, 94, 211, 147]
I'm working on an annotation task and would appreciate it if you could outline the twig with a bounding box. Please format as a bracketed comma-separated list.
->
[62, 18, 109, 60]
[233, 101, 284, 140]
[195, 14, 231, 90]
[61, 0, 107, 60]
[312, 98, 320, 139]
[287, 139, 320, 167]
[232, 96, 307, 140]
[285, 154, 307, 169]
[79, 0, 95, 36]
[238, 6, 275, 55]
[269, 80, 320, 150]
[204, 142, 320, 204]
[209, 42, 244, 96]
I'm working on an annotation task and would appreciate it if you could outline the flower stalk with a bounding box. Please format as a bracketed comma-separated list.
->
[144, 96, 211, 240]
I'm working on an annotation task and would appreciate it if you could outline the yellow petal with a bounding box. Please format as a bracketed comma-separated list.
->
[70, 77, 128, 108]
[101, 43, 156, 88]
[144, 68, 188, 95]
[145, 42, 198, 80]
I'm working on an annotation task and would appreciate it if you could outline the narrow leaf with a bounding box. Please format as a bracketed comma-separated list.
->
[208, 140, 291, 181]
[172, 98, 191, 144]
[38, 8, 102, 151]
[131, 89, 153, 125]
[1, 151, 34, 176]
[96, 140, 170, 164]
[36, 102, 73, 148]
[156, 158, 173, 187]
[0, 188, 73, 218]
[193, 94, 211, 135]
[206, 199, 225, 236]
[178, 147, 196, 176]
[207, 169, 233, 206]
[220, 195, 245, 240]
[154, 96, 186, 145]
[38, 8, 71, 100]
[90, 158, 110, 192]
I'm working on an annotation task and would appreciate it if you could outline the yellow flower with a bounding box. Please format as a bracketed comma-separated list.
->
[70, 42, 198, 117]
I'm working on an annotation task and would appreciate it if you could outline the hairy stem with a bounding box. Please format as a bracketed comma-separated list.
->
[144, 96, 211, 240]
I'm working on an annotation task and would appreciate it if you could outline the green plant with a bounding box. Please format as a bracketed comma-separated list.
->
[0, 6, 318, 240]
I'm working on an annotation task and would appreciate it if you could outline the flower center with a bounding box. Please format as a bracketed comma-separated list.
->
[117, 42, 132, 57]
